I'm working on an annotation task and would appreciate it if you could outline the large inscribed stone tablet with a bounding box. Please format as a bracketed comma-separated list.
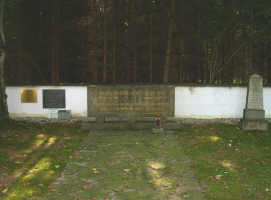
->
[43, 89, 66, 109]
[246, 74, 263, 110]
[21, 89, 37, 103]
[87, 86, 175, 117]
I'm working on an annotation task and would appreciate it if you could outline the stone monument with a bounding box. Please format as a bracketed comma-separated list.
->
[241, 74, 268, 130]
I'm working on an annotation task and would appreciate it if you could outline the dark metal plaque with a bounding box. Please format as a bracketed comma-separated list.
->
[21, 89, 38, 103]
[43, 89, 66, 109]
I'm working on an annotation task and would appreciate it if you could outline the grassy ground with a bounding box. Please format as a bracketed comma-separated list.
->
[180, 123, 271, 200]
[40, 130, 204, 200]
[0, 119, 88, 200]
[1, 120, 271, 200]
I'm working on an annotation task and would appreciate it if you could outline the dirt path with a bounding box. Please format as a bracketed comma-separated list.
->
[38, 131, 206, 200]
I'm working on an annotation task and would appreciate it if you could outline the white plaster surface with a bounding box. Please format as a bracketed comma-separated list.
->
[175, 87, 271, 119]
[6, 86, 271, 119]
[6, 86, 87, 118]
[263, 88, 271, 118]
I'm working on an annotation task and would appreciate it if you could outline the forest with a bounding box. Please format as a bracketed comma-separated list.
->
[2, 0, 271, 86]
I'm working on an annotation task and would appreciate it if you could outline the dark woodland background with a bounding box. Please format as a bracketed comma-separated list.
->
[5, 0, 271, 85]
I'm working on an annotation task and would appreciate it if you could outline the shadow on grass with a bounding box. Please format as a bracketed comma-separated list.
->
[179, 123, 271, 200]
[0, 121, 87, 200]
[43, 130, 204, 200]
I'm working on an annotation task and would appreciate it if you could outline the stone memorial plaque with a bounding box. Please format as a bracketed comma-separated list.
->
[21, 89, 37, 103]
[43, 89, 65, 109]
[87, 85, 175, 117]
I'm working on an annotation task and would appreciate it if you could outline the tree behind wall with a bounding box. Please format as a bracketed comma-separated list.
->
[163, 0, 175, 83]
[51, 0, 61, 83]
[0, 0, 8, 118]
[4, 0, 271, 85]
[112, 0, 119, 83]
[102, 0, 108, 83]
[88, 0, 98, 83]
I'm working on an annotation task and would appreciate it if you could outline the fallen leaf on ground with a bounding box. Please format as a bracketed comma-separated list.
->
[92, 168, 99, 174]
[83, 185, 88, 190]
[215, 175, 222, 180]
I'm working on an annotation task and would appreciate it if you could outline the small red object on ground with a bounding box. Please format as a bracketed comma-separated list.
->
[155, 117, 161, 128]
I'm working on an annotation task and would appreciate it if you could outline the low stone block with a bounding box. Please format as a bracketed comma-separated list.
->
[241, 119, 268, 131]
[96, 116, 105, 123]
[132, 122, 154, 130]
[104, 116, 128, 122]
[152, 128, 164, 133]
[243, 109, 265, 120]
[86, 117, 96, 122]
[164, 122, 180, 130]
[81, 122, 130, 131]
[136, 117, 155, 122]
[58, 110, 71, 120]
[48, 110, 58, 119]
[80, 122, 91, 131]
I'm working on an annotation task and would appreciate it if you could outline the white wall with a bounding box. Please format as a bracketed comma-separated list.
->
[6, 86, 87, 118]
[6, 86, 271, 119]
[175, 87, 271, 119]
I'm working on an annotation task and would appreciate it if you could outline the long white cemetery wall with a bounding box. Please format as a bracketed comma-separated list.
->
[175, 86, 271, 119]
[6, 86, 87, 118]
[6, 85, 271, 119]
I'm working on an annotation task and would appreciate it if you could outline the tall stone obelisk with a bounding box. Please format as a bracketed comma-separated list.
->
[241, 74, 268, 130]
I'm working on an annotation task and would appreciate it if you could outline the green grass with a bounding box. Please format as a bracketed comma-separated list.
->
[42, 130, 204, 200]
[0, 120, 89, 200]
[1, 121, 271, 200]
[179, 123, 271, 200]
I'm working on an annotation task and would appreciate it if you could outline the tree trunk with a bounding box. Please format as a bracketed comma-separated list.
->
[51, 0, 61, 83]
[16, 1, 24, 84]
[246, 6, 254, 77]
[126, 0, 131, 83]
[127, 0, 137, 83]
[177, 0, 184, 83]
[163, 0, 175, 83]
[102, 0, 108, 83]
[88, 0, 98, 83]
[178, 37, 184, 83]
[0, 0, 8, 119]
[112, 0, 119, 83]
[133, 51, 137, 83]
[149, 3, 153, 83]
[221, 0, 234, 83]
[127, 0, 132, 83]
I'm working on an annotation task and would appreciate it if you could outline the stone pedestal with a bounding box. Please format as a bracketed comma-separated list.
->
[152, 128, 164, 133]
[58, 110, 71, 120]
[243, 109, 265, 120]
[241, 119, 268, 131]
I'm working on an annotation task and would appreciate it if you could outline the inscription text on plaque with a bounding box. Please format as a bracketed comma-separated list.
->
[21, 89, 38, 103]
[43, 89, 66, 109]
[88, 86, 174, 117]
